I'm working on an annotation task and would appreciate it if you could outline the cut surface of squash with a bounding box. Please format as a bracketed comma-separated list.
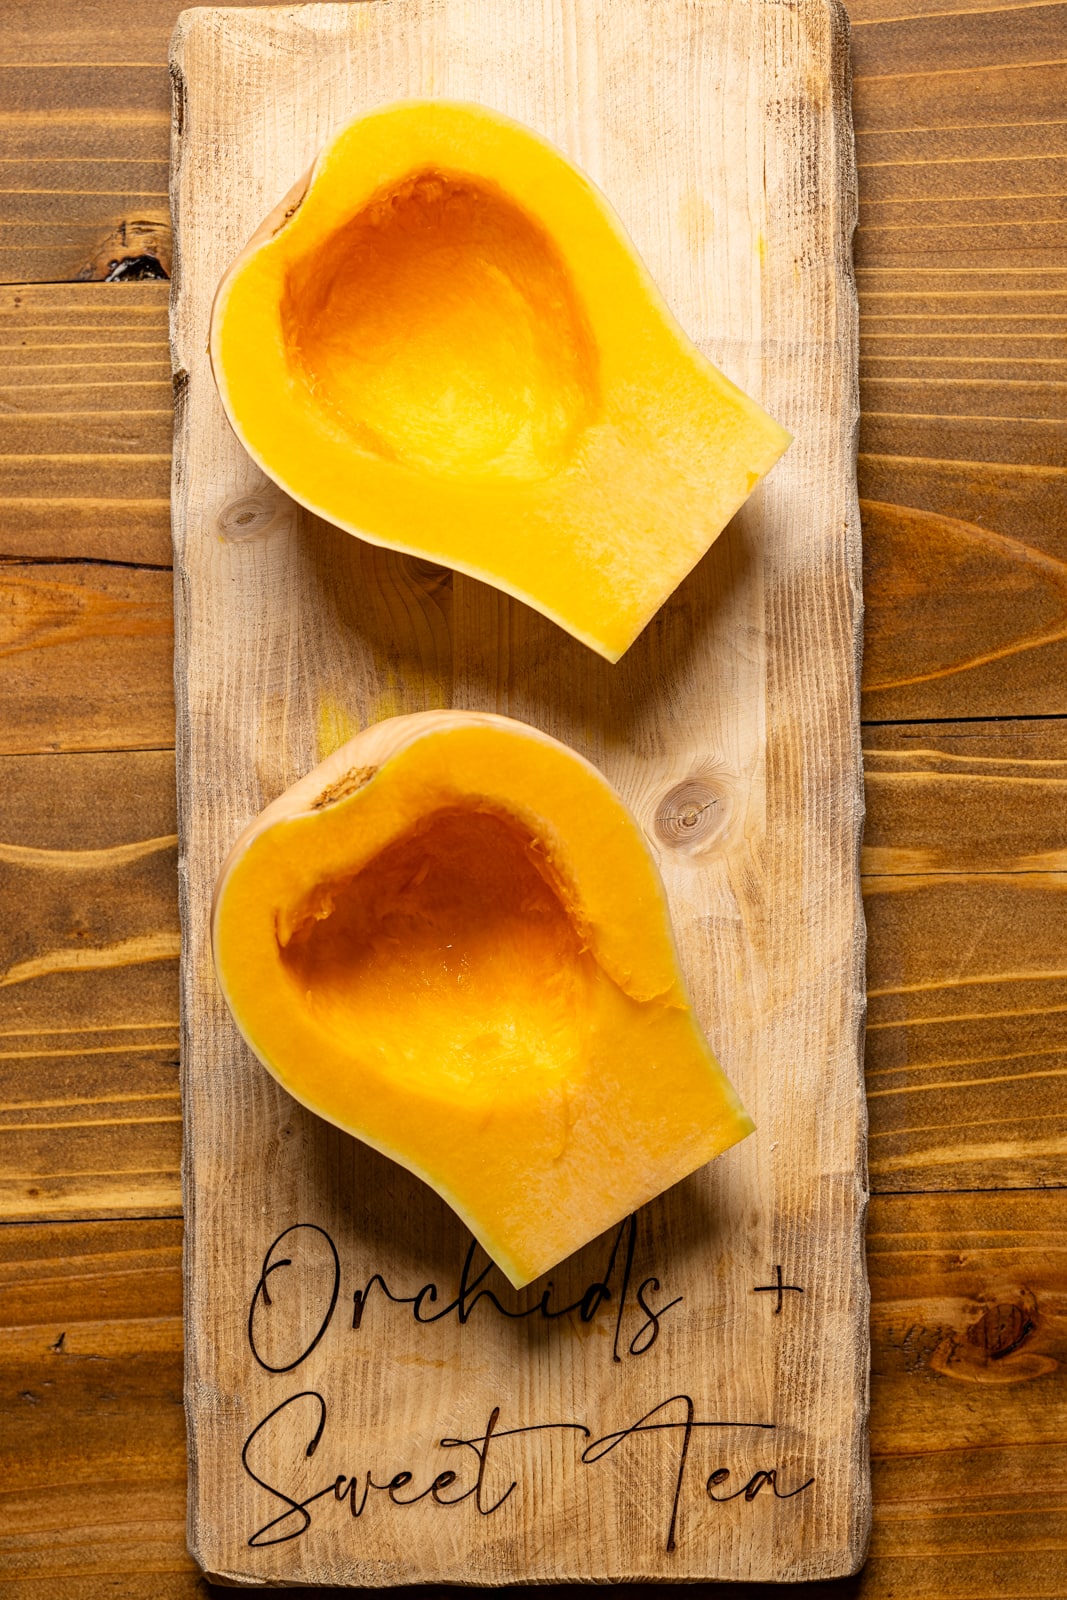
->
[212, 712, 754, 1286]
[284, 170, 598, 482]
[210, 100, 791, 661]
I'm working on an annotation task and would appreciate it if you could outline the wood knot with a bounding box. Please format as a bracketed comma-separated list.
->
[653, 779, 728, 854]
[404, 555, 453, 595]
[217, 494, 284, 543]
[967, 1297, 1037, 1362]
[929, 1290, 1056, 1385]
[76, 216, 172, 282]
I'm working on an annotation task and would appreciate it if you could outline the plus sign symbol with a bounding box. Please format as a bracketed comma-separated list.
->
[753, 1265, 804, 1314]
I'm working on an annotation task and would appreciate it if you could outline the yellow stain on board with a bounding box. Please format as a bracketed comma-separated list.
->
[317, 674, 450, 760]
[316, 695, 360, 761]
[367, 668, 450, 724]
[678, 188, 716, 252]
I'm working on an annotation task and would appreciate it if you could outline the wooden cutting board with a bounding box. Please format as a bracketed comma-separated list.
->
[169, 0, 867, 1583]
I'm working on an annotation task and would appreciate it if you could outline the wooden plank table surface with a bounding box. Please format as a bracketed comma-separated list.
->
[0, 0, 1064, 1595]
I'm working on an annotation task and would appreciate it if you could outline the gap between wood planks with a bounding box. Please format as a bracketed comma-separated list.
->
[864, 711, 1067, 725]
[0, 1181, 1064, 1245]
[0, 553, 171, 570]
[864, 867, 1067, 875]
[4, 714, 1067, 752]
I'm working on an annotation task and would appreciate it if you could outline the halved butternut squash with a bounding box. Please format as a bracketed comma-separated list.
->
[210, 99, 790, 661]
[212, 711, 753, 1286]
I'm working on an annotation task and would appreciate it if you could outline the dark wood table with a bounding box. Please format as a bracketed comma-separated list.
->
[1, 2, 1064, 1594]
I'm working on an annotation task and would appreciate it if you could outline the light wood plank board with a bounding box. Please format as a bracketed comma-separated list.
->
[169, 0, 867, 1584]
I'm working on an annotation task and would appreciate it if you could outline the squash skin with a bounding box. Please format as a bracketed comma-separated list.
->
[210, 100, 791, 662]
[212, 711, 754, 1287]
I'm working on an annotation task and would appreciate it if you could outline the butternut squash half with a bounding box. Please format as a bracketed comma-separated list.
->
[210, 100, 790, 662]
[212, 712, 753, 1286]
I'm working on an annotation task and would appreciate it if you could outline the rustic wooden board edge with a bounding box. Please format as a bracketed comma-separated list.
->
[169, 0, 870, 1583]
[832, 0, 873, 1579]
[167, 14, 201, 1576]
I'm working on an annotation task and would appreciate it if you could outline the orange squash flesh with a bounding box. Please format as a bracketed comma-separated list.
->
[212, 712, 753, 1287]
[210, 100, 791, 662]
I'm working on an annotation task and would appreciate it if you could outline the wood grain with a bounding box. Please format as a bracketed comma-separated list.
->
[0, 283, 172, 566]
[0, 1218, 189, 1591]
[0, 286, 175, 754]
[1, 1193, 1062, 1597]
[0, 750, 180, 1221]
[860, 494, 1067, 720]
[170, 0, 865, 1584]
[1, 0, 1065, 1591]
[2, 0, 1065, 281]
[864, 871, 1067, 1191]
[848, 0, 1067, 725]
[864, 720, 1067, 875]
[863, 1190, 1067, 1599]
[0, 560, 174, 754]
[864, 727, 1067, 1195]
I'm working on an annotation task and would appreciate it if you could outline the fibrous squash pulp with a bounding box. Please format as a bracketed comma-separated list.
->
[212, 712, 753, 1286]
[210, 100, 790, 661]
